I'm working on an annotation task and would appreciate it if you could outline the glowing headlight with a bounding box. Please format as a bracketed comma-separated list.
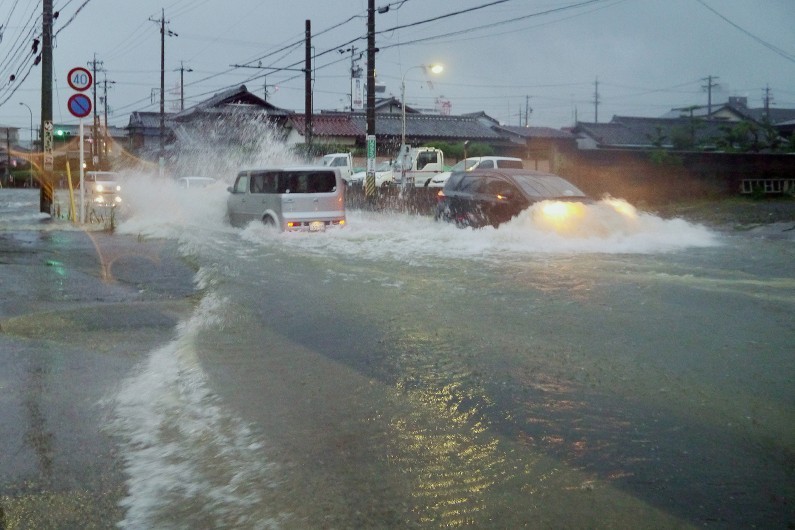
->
[541, 201, 574, 220]
[604, 197, 637, 218]
[95, 184, 105, 193]
[93, 196, 105, 204]
[114, 196, 122, 204]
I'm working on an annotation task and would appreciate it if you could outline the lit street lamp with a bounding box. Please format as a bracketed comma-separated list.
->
[18, 102, 33, 188]
[400, 63, 443, 191]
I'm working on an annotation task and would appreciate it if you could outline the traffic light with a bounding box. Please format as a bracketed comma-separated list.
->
[54, 129, 71, 139]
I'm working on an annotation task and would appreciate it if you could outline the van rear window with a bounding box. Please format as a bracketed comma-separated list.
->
[250, 170, 337, 194]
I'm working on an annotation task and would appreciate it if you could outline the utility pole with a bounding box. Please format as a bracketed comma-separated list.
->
[338, 46, 360, 110]
[102, 77, 116, 163]
[524, 95, 532, 127]
[701, 75, 719, 118]
[175, 61, 192, 111]
[150, 9, 177, 175]
[305, 20, 312, 153]
[40, 0, 53, 213]
[87, 54, 104, 168]
[593, 77, 600, 123]
[763, 85, 773, 119]
[365, 0, 376, 200]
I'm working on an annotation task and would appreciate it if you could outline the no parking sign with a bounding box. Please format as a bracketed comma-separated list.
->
[67, 93, 92, 118]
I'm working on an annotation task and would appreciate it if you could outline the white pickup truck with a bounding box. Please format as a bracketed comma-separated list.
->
[394, 146, 445, 187]
[320, 153, 355, 183]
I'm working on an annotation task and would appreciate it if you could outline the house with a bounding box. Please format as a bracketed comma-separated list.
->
[285, 111, 516, 157]
[574, 115, 746, 150]
[126, 85, 292, 159]
[495, 124, 577, 170]
[126, 111, 174, 155]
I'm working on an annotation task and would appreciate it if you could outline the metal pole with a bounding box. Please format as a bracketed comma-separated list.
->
[79, 119, 85, 223]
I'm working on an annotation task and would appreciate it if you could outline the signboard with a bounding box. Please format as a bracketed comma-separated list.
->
[43, 119, 54, 170]
[67, 67, 93, 92]
[352, 78, 364, 110]
[67, 93, 92, 118]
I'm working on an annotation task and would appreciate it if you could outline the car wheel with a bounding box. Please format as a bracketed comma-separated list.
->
[262, 216, 277, 229]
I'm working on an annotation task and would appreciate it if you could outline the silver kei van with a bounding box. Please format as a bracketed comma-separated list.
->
[226, 166, 346, 232]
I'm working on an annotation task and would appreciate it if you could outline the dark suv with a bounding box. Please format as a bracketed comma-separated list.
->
[435, 168, 590, 228]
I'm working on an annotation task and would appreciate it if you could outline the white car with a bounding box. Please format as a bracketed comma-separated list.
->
[428, 156, 524, 188]
[177, 176, 217, 189]
[347, 161, 394, 187]
[83, 171, 122, 206]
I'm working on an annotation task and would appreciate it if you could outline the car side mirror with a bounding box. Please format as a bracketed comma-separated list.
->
[226, 186, 234, 193]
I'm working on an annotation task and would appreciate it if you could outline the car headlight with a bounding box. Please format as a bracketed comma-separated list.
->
[95, 184, 104, 193]
[94, 196, 105, 204]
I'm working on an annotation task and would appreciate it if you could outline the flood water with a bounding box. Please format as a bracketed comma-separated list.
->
[4, 179, 794, 528]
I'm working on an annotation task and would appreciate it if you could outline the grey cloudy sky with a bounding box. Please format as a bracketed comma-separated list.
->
[1, 0, 794, 133]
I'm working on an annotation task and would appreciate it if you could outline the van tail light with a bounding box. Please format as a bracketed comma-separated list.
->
[436, 190, 446, 202]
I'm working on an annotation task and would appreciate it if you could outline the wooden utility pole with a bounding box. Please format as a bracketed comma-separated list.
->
[176, 61, 192, 111]
[593, 77, 600, 123]
[87, 54, 104, 168]
[702, 75, 719, 118]
[40, 0, 53, 213]
[365, 0, 376, 200]
[150, 10, 177, 174]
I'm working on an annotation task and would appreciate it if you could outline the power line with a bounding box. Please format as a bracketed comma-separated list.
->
[695, 0, 795, 64]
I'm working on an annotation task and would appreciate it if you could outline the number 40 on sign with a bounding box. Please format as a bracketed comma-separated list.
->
[68, 67, 92, 92]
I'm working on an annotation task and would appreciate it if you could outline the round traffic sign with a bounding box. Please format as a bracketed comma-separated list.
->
[67, 66, 93, 91]
[67, 93, 92, 118]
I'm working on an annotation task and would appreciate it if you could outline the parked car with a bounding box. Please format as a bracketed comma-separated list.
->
[83, 171, 122, 206]
[347, 161, 395, 187]
[428, 156, 524, 188]
[226, 167, 346, 232]
[177, 176, 217, 189]
[435, 168, 590, 228]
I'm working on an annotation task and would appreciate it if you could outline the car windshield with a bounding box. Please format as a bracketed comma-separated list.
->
[449, 159, 479, 172]
[512, 174, 587, 198]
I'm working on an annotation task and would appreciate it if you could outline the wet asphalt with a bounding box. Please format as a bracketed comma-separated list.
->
[0, 223, 197, 529]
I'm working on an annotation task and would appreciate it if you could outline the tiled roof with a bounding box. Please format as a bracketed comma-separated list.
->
[499, 125, 576, 140]
[351, 113, 504, 140]
[289, 114, 361, 136]
[575, 116, 732, 148]
[127, 111, 173, 129]
[171, 85, 291, 121]
[288, 112, 507, 141]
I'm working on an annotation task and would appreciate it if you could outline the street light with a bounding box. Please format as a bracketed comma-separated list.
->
[400, 63, 443, 191]
[18, 102, 33, 188]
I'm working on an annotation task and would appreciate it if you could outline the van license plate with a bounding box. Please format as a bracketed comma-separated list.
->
[309, 221, 325, 232]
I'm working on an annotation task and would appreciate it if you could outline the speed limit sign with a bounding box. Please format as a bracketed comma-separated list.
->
[68, 67, 92, 91]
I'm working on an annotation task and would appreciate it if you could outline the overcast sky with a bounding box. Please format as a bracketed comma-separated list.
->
[1, 0, 794, 134]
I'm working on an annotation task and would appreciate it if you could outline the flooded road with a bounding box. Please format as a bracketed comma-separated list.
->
[110, 178, 794, 529]
[2, 185, 794, 528]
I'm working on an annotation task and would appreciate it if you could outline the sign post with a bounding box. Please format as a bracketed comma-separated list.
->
[67, 67, 93, 223]
[365, 134, 376, 200]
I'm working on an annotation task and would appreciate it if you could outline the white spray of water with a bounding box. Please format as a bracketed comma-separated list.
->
[109, 293, 285, 529]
